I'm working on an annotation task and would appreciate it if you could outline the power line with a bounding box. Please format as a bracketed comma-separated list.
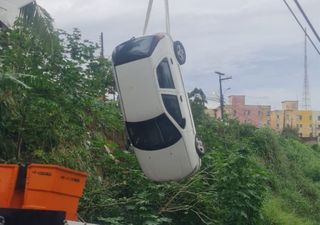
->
[282, 0, 320, 56]
[293, 0, 320, 45]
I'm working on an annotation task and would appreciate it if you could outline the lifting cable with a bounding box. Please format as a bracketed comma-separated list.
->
[164, 0, 171, 34]
[143, 0, 171, 35]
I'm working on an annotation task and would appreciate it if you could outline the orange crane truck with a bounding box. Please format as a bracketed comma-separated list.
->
[0, 164, 97, 225]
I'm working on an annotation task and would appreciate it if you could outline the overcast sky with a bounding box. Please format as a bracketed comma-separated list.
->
[37, 0, 320, 110]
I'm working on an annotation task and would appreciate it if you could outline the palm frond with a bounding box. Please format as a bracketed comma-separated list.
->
[18, 1, 56, 50]
[0, 72, 32, 89]
[19, 1, 54, 32]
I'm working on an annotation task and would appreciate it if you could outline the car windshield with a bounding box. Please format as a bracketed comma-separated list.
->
[126, 114, 182, 150]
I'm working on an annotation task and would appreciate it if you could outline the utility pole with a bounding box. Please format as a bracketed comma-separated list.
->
[100, 32, 104, 58]
[215, 71, 232, 120]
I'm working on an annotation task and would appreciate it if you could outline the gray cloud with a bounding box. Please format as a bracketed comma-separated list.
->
[38, 0, 320, 110]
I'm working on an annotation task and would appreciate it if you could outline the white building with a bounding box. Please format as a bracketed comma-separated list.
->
[0, 0, 34, 28]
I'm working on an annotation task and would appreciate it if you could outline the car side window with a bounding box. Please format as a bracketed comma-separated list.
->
[156, 58, 175, 89]
[162, 94, 186, 129]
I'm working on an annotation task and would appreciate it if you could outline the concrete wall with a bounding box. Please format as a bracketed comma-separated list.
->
[282, 101, 298, 111]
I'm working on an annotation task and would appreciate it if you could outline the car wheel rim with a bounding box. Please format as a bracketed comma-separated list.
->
[195, 138, 205, 156]
[176, 45, 185, 61]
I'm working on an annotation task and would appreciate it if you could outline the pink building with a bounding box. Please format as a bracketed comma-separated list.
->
[216, 95, 271, 128]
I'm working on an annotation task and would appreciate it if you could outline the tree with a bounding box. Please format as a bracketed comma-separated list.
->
[188, 88, 207, 124]
[0, 21, 119, 160]
[281, 127, 299, 140]
[188, 88, 207, 106]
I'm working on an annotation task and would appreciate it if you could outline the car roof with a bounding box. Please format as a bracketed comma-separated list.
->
[112, 33, 165, 66]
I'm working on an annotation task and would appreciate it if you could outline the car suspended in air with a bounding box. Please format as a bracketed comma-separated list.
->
[112, 33, 204, 182]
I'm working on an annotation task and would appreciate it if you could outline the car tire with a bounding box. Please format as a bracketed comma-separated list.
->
[125, 137, 133, 151]
[174, 41, 186, 65]
[195, 137, 205, 157]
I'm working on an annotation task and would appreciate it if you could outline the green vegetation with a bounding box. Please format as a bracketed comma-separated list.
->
[1, 20, 320, 225]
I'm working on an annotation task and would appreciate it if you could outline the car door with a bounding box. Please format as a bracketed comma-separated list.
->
[156, 57, 186, 130]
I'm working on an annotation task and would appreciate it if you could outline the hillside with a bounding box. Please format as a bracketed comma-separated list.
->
[197, 116, 320, 225]
[1, 22, 320, 225]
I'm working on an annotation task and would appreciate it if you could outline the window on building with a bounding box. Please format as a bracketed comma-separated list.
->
[310, 133, 313, 137]
[310, 124, 313, 128]
[277, 124, 279, 128]
[318, 133, 320, 137]
[299, 115, 302, 120]
[300, 124, 302, 128]
[318, 125, 320, 129]
[162, 94, 185, 129]
[258, 111, 262, 116]
[277, 115, 280, 119]
[309, 116, 312, 121]
[156, 58, 175, 89]
[318, 116, 320, 121]
[233, 110, 237, 116]
[299, 133, 303, 137]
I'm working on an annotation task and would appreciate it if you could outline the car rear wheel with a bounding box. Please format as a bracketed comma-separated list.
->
[195, 137, 205, 157]
[125, 137, 133, 151]
[174, 41, 186, 65]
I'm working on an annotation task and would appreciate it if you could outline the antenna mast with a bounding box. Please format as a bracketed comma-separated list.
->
[302, 28, 311, 110]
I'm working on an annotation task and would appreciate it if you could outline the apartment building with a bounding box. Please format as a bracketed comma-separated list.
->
[312, 111, 320, 137]
[213, 95, 271, 128]
[270, 101, 299, 132]
[297, 111, 314, 138]
[208, 95, 320, 139]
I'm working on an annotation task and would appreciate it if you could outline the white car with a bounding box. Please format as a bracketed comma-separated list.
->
[112, 33, 204, 182]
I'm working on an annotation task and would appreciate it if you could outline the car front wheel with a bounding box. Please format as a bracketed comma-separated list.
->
[195, 137, 205, 157]
[174, 41, 186, 65]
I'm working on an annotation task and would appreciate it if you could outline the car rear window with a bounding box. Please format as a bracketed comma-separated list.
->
[112, 34, 164, 66]
[162, 94, 185, 128]
[156, 58, 175, 89]
[126, 114, 181, 150]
